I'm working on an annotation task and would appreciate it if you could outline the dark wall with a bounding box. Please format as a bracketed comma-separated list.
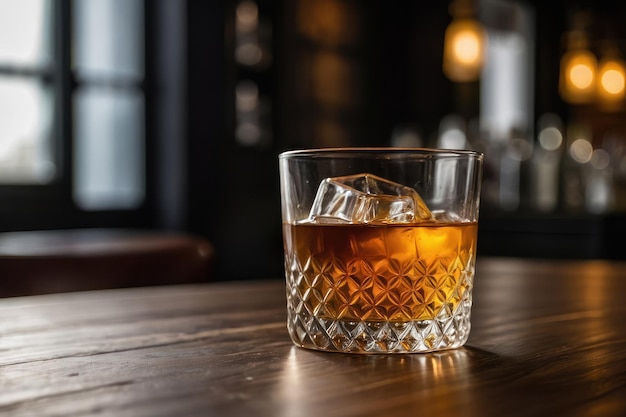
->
[155, 0, 626, 281]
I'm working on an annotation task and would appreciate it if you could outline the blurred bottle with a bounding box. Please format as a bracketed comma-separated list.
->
[603, 131, 626, 212]
[530, 113, 563, 212]
[584, 147, 613, 213]
[560, 123, 592, 212]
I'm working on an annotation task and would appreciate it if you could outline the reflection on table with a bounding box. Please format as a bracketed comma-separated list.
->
[2, 256, 626, 417]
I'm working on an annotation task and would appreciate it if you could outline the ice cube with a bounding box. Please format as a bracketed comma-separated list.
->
[431, 210, 463, 223]
[308, 173, 432, 224]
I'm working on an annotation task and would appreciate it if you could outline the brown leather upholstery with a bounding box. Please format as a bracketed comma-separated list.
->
[0, 229, 215, 297]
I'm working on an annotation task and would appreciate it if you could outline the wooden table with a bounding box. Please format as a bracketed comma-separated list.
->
[2, 257, 626, 417]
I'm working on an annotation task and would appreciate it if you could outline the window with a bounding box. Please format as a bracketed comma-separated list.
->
[72, 0, 145, 210]
[0, 0, 146, 220]
[0, 0, 54, 184]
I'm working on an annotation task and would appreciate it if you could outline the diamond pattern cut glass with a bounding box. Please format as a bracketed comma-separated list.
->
[279, 148, 483, 353]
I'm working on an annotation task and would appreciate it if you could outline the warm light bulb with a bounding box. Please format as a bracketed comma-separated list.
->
[453, 30, 481, 64]
[597, 58, 626, 109]
[443, 18, 486, 82]
[559, 49, 597, 104]
[601, 69, 624, 94]
[569, 64, 594, 89]
[598, 60, 626, 95]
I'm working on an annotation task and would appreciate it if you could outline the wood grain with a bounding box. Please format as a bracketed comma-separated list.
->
[2, 257, 626, 417]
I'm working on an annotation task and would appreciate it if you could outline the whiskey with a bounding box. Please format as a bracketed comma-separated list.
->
[283, 221, 478, 322]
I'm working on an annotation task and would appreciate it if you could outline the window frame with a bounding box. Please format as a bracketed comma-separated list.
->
[0, 0, 154, 232]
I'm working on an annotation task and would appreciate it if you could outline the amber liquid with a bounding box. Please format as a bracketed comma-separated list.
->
[283, 221, 478, 322]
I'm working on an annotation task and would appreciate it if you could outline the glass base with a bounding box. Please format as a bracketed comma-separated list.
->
[287, 299, 472, 354]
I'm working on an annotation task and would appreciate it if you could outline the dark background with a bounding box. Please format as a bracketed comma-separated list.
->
[3, 0, 626, 281]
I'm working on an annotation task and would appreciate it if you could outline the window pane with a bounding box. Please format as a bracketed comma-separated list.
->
[72, 0, 144, 80]
[0, 76, 55, 183]
[73, 87, 145, 210]
[0, 0, 52, 67]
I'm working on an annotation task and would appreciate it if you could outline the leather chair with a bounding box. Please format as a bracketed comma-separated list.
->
[0, 228, 215, 297]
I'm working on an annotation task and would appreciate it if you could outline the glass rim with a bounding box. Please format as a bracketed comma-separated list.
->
[279, 147, 483, 160]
